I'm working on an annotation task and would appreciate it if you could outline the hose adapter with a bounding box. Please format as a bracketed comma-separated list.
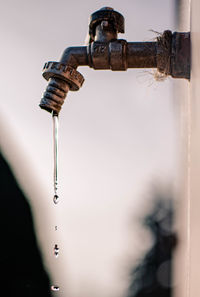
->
[40, 62, 84, 114]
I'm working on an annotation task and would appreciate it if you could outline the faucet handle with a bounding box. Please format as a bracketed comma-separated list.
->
[88, 7, 125, 43]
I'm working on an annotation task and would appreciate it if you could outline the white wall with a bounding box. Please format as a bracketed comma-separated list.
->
[174, 1, 200, 297]
[0, 1, 177, 297]
[188, 0, 200, 296]
[173, 0, 190, 294]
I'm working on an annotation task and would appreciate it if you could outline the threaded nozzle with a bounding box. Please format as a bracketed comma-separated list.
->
[40, 77, 70, 114]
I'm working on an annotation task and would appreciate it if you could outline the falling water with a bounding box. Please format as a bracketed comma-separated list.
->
[54, 244, 59, 258]
[51, 113, 60, 292]
[53, 114, 59, 204]
[51, 286, 60, 291]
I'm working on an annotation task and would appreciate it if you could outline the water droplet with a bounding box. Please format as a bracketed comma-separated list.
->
[51, 285, 60, 291]
[53, 194, 59, 204]
[54, 244, 59, 257]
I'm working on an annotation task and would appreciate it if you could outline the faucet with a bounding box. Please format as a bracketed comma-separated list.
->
[40, 7, 190, 115]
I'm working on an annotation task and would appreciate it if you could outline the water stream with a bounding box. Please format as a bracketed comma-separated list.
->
[52, 113, 60, 292]
[53, 114, 59, 204]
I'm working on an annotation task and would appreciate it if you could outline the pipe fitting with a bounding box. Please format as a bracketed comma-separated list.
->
[87, 39, 127, 70]
[40, 77, 70, 114]
[59, 47, 88, 68]
[42, 62, 84, 91]
[40, 62, 84, 114]
[157, 30, 190, 79]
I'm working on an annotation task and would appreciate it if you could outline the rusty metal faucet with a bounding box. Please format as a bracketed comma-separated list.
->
[40, 7, 190, 115]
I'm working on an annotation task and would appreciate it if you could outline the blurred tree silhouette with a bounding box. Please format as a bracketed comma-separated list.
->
[127, 191, 177, 297]
[0, 152, 52, 297]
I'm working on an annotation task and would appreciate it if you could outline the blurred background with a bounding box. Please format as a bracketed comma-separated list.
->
[0, 1, 190, 297]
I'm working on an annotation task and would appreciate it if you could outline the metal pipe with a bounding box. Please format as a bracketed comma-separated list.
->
[127, 42, 157, 68]
[59, 46, 88, 68]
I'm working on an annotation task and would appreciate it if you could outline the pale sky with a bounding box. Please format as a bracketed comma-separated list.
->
[0, 1, 179, 297]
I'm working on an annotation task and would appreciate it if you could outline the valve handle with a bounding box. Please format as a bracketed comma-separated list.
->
[88, 7, 125, 43]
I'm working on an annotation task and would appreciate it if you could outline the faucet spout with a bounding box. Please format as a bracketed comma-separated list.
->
[40, 7, 190, 115]
[59, 46, 88, 68]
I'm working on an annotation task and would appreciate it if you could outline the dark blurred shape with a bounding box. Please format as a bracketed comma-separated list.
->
[0, 151, 52, 297]
[127, 193, 177, 297]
